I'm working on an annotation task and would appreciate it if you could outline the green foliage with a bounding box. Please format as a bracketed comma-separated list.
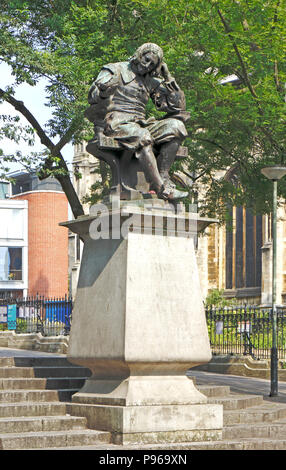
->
[1, 0, 286, 219]
[207, 308, 286, 355]
[205, 288, 234, 307]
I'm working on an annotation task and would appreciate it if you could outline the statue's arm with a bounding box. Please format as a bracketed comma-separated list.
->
[150, 62, 189, 122]
[150, 62, 186, 114]
[88, 67, 118, 104]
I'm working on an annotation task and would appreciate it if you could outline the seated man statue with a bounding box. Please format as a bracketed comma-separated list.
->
[85, 43, 190, 201]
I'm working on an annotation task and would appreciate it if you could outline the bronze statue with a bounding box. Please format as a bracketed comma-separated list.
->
[85, 43, 190, 201]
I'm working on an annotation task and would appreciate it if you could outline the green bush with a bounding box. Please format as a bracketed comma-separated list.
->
[205, 288, 234, 307]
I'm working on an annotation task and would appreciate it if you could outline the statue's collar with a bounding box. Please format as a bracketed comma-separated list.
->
[120, 62, 136, 84]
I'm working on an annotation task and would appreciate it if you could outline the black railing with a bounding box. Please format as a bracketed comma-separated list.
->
[0, 295, 72, 336]
[2, 297, 286, 357]
[205, 305, 286, 360]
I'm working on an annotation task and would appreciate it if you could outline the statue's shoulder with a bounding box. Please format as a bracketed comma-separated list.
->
[101, 61, 135, 84]
[102, 61, 129, 74]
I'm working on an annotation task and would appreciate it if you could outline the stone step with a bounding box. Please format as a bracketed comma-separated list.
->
[0, 367, 34, 378]
[32, 366, 90, 378]
[0, 387, 77, 403]
[44, 377, 85, 390]
[0, 401, 67, 418]
[0, 429, 111, 450]
[58, 389, 78, 402]
[12, 357, 91, 376]
[0, 377, 86, 390]
[0, 389, 59, 403]
[134, 437, 286, 450]
[198, 355, 269, 368]
[223, 420, 286, 440]
[0, 358, 14, 367]
[42, 437, 286, 451]
[0, 415, 87, 433]
[0, 366, 89, 379]
[207, 393, 264, 410]
[197, 385, 230, 398]
[224, 403, 286, 425]
[0, 377, 46, 389]
[11, 356, 82, 368]
[2, 352, 286, 450]
[188, 437, 286, 450]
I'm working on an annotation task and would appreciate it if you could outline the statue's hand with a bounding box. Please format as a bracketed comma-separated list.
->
[160, 62, 179, 92]
[164, 79, 180, 92]
[98, 82, 117, 97]
[160, 62, 172, 80]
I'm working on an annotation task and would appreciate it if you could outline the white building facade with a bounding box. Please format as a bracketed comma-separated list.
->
[0, 195, 28, 298]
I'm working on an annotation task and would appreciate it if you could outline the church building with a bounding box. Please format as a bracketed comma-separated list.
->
[69, 143, 286, 306]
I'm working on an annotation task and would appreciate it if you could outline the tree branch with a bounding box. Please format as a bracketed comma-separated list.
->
[213, 4, 284, 156]
[0, 88, 84, 218]
[215, 7, 258, 99]
[272, 1, 283, 93]
[0, 88, 55, 149]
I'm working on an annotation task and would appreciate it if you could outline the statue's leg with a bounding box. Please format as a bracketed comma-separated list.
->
[146, 118, 188, 200]
[156, 138, 181, 185]
[135, 145, 164, 193]
[148, 118, 187, 183]
[135, 145, 188, 201]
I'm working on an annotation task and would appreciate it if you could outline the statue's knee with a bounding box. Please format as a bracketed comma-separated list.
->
[137, 129, 153, 148]
[171, 119, 187, 139]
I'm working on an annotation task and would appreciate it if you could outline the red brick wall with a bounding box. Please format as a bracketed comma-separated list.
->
[13, 191, 68, 298]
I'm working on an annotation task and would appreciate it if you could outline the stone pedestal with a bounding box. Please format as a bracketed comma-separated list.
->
[60, 200, 223, 445]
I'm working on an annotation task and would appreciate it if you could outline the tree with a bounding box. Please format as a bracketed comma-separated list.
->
[1, 0, 286, 221]
[0, 0, 105, 218]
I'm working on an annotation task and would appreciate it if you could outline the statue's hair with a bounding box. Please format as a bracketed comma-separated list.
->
[129, 43, 164, 77]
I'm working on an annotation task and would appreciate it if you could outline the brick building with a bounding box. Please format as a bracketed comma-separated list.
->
[0, 172, 68, 298]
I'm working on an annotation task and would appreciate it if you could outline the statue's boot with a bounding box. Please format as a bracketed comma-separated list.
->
[156, 140, 189, 200]
[158, 183, 189, 201]
[136, 145, 188, 201]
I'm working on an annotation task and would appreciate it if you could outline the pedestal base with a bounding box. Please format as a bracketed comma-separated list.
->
[71, 372, 208, 406]
[69, 401, 223, 445]
[61, 204, 222, 445]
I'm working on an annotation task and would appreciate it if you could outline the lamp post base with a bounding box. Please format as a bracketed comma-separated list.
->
[270, 346, 278, 397]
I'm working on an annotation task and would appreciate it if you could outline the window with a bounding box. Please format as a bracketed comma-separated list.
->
[0, 182, 9, 199]
[0, 247, 22, 281]
[0, 208, 24, 239]
[76, 234, 81, 261]
[225, 207, 262, 290]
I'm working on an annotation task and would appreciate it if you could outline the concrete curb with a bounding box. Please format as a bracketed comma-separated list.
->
[193, 354, 286, 381]
[0, 331, 68, 354]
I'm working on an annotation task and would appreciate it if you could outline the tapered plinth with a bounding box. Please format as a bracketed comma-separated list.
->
[61, 201, 223, 444]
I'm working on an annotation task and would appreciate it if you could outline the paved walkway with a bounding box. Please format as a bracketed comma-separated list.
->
[0, 347, 65, 357]
[1, 346, 286, 404]
[188, 369, 286, 404]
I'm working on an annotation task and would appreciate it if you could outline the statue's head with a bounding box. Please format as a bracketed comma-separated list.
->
[129, 43, 164, 76]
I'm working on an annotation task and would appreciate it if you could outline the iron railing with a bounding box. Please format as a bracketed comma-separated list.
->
[0, 295, 72, 336]
[205, 305, 286, 360]
[2, 296, 286, 358]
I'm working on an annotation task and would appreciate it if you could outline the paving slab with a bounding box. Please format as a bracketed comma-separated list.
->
[188, 369, 286, 404]
[0, 347, 65, 357]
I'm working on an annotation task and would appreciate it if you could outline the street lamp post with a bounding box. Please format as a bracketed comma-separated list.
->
[261, 166, 286, 397]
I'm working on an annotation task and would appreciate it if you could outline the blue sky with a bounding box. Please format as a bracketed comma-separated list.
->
[0, 62, 73, 172]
